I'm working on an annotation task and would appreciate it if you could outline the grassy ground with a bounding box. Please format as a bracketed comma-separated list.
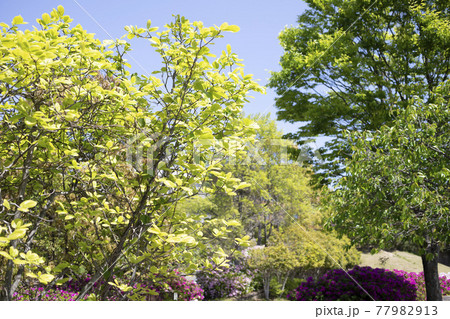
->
[360, 250, 450, 273]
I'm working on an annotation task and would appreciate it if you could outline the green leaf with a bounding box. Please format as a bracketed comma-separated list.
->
[18, 200, 37, 212]
[221, 23, 240, 32]
[41, 13, 51, 25]
[0, 251, 13, 260]
[7, 229, 27, 240]
[159, 178, 177, 188]
[57, 5, 65, 15]
[13, 259, 28, 265]
[12, 15, 24, 25]
[56, 278, 70, 286]
[38, 273, 55, 284]
[11, 219, 22, 229]
[2, 199, 10, 210]
[226, 220, 241, 227]
[9, 246, 19, 258]
[25, 272, 38, 279]
[149, 266, 158, 273]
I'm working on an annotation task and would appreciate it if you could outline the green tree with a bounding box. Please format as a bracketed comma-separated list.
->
[268, 0, 450, 186]
[326, 82, 449, 300]
[247, 244, 298, 300]
[208, 114, 321, 245]
[248, 224, 359, 300]
[0, 7, 263, 300]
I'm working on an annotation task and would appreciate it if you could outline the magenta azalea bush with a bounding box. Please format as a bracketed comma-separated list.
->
[13, 286, 86, 301]
[12, 272, 203, 301]
[141, 272, 204, 301]
[391, 270, 450, 301]
[196, 264, 253, 300]
[12, 275, 119, 301]
[287, 266, 416, 301]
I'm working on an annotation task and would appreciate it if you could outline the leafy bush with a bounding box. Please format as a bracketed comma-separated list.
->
[196, 264, 253, 300]
[392, 270, 450, 301]
[287, 266, 416, 301]
[283, 277, 305, 296]
[247, 226, 360, 300]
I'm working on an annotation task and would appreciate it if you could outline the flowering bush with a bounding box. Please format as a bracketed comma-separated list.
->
[11, 271, 203, 301]
[13, 287, 85, 301]
[391, 270, 450, 301]
[287, 266, 416, 301]
[196, 264, 253, 300]
[12, 275, 121, 301]
[137, 271, 204, 301]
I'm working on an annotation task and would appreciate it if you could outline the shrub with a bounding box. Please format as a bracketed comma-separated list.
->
[287, 266, 416, 301]
[196, 264, 253, 300]
[391, 270, 450, 301]
[11, 271, 203, 301]
[139, 272, 204, 301]
[13, 287, 85, 301]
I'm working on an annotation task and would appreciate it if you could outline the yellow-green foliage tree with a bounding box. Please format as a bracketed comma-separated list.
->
[206, 114, 322, 246]
[0, 7, 263, 300]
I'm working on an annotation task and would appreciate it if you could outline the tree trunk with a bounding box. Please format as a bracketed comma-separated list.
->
[263, 274, 271, 300]
[256, 224, 262, 245]
[421, 242, 442, 301]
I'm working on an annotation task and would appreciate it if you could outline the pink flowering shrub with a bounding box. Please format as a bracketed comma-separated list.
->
[391, 270, 450, 301]
[11, 271, 203, 301]
[12, 275, 119, 301]
[13, 286, 86, 301]
[287, 266, 416, 301]
[138, 271, 204, 301]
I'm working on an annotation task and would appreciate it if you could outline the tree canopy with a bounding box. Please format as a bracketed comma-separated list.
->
[0, 7, 263, 300]
[326, 81, 449, 300]
[268, 0, 450, 185]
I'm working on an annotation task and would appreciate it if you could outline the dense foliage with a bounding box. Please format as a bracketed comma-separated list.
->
[326, 81, 449, 300]
[0, 6, 263, 300]
[200, 114, 321, 247]
[287, 266, 416, 301]
[268, 0, 450, 186]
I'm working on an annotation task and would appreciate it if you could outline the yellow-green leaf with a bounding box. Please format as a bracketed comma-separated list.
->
[38, 273, 55, 284]
[226, 220, 241, 227]
[3, 199, 10, 210]
[7, 229, 27, 240]
[18, 200, 37, 212]
[25, 272, 38, 279]
[57, 5, 65, 15]
[13, 259, 28, 265]
[0, 251, 13, 260]
[41, 13, 51, 25]
[9, 246, 19, 258]
[12, 15, 24, 25]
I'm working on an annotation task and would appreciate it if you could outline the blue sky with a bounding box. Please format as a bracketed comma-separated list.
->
[0, 0, 309, 135]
